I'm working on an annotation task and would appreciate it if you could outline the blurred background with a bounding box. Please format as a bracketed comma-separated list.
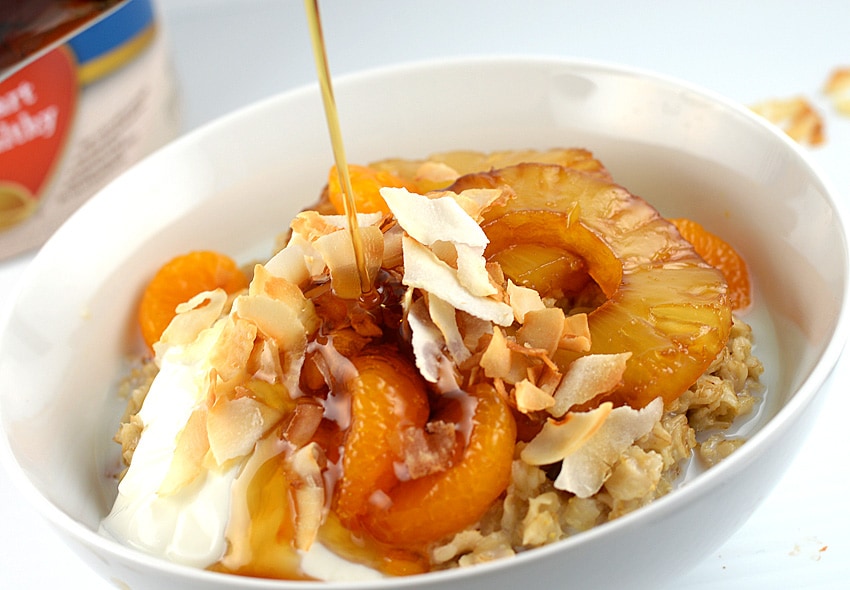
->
[2, 1, 849, 588]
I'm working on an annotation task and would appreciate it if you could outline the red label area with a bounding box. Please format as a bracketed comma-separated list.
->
[0, 47, 77, 201]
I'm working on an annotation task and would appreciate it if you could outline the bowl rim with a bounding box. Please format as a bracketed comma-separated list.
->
[1, 54, 849, 587]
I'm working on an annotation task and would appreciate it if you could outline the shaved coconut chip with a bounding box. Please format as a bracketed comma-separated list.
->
[514, 379, 556, 413]
[312, 225, 384, 299]
[408, 296, 447, 383]
[291, 210, 342, 241]
[208, 317, 257, 383]
[289, 442, 326, 550]
[415, 161, 459, 187]
[264, 236, 316, 285]
[382, 223, 404, 268]
[398, 421, 457, 480]
[250, 337, 283, 384]
[447, 188, 508, 222]
[428, 294, 470, 364]
[234, 295, 309, 352]
[480, 326, 511, 380]
[560, 313, 591, 352]
[233, 294, 311, 393]
[157, 288, 229, 352]
[402, 236, 513, 326]
[458, 312, 493, 353]
[158, 407, 210, 496]
[283, 401, 325, 448]
[480, 327, 530, 384]
[250, 265, 320, 337]
[207, 396, 281, 465]
[521, 403, 612, 466]
[455, 242, 497, 296]
[554, 397, 663, 497]
[517, 307, 566, 357]
[290, 210, 383, 242]
[550, 353, 631, 417]
[429, 240, 458, 267]
[507, 280, 546, 323]
[251, 264, 301, 300]
[383, 187, 497, 297]
[316, 211, 384, 230]
[381, 187, 488, 249]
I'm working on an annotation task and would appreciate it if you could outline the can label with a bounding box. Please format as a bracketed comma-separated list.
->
[0, 0, 180, 258]
[0, 47, 77, 230]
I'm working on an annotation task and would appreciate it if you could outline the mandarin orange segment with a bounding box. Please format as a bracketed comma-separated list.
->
[669, 218, 752, 311]
[327, 164, 417, 216]
[333, 350, 430, 530]
[362, 383, 516, 546]
[137, 250, 249, 350]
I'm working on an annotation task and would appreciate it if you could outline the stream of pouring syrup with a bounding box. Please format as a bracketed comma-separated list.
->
[304, 0, 372, 296]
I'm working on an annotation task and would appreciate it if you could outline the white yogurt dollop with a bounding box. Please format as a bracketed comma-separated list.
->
[100, 331, 384, 581]
[100, 334, 234, 568]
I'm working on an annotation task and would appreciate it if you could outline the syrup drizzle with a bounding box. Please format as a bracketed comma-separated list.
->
[304, 0, 372, 297]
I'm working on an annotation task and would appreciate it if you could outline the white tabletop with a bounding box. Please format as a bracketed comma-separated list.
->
[2, 0, 850, 587]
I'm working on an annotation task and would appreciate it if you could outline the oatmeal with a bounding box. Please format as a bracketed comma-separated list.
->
[104, 149, 762, 580]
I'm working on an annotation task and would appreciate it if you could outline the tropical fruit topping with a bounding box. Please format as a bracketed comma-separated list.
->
[104, 149, 763, 582]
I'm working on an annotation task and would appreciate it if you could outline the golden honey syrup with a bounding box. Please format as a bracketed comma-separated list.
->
[207, 3, 430, 579]
[304, 0, 372, 298]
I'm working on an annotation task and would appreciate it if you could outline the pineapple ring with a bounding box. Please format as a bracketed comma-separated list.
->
[451, 163, 733, 409]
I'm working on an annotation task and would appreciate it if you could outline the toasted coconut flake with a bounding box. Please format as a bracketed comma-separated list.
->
[429, 294, 471, 364]
[247, 266, 320, 336]
[312, 226, 384, 299]
[208, 317, 257, 383]
[381, 187, 489, 249]
[520, 403, 612, 466]
[506, 280, 546, 323]
[550, 353, 631, 417]
[263, 236, 316, 286]
[291, 210, 384, 241]
[402, 236, 513, 326]
[408, 296, 446, 383]
[398, 421, 457, 480]
[480, 327, 529, 384]
[415, 161, 460, 187]
[455, 242, 498, 297]
[156, 289, 229, 353]
[283, 400, 325, 448]
[514, 379, 556, 414]
[234, 295, 308, 353]
[516, 307, 566, 357]
[383, 187, 498, 297]
[750, 96, 825, 145]
[289, 442, 326, 551]
[448, 188, 510, 222]
[560, 313, 591, 352]
[207, 396, 281, 465]
[249, 337, 283, 384]
[824, 67, 850, 115]
[554, 397, 663, 497]
[158, 407, 210, 495]
[382, 223, 404, 268]
[233, 294, 313, 393]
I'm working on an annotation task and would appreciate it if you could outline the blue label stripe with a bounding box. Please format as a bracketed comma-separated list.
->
[67, 0, 154, 65]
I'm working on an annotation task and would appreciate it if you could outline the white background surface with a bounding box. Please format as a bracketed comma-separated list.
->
[2, 0, 850, 588]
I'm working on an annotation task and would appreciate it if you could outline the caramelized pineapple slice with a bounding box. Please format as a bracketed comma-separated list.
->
[370, 148, 611, 192]
[451, 163, 732, 409]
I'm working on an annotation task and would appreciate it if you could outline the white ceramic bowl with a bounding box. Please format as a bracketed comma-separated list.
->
[1, 57, 847, 590]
